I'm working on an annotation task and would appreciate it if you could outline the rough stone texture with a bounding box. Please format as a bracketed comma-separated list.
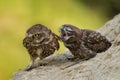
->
[13, 14, 120, 80]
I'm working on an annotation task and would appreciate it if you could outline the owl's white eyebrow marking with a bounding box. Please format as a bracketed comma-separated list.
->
[26, 33, 33, 37]
[66, 27, 72, 32]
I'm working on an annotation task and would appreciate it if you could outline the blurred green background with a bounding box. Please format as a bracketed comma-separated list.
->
[0, 0, 119, 80]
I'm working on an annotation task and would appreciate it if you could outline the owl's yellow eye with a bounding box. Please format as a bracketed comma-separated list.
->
[34, 34, 39, 39]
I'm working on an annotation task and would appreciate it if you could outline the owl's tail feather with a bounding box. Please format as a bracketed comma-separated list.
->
[97, 41, 112, 53]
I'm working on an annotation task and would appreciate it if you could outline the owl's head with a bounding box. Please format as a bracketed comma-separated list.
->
[60, 24, 77, 43]
[26, 24, 51, 46]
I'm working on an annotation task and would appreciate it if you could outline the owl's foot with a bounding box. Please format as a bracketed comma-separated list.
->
[39, 62, 47, 66]
[24, 63, 48, 71]
[67, 56, 93, 62]
[24, 65, 35, 71]
[67, 57, 79, 61]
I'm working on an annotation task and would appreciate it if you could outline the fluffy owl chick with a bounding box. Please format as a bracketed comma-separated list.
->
[23, 24, 60, 71]
[60, 24, 111, 60]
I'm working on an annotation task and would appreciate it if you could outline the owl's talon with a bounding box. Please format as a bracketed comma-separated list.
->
[67, 57, 79, 61]
[39, 63, 47, 66]
[24, 67, 33, 71]
[24, 66, 34, 71]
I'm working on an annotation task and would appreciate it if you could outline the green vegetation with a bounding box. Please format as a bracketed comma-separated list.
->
[0, 0, 112, 80]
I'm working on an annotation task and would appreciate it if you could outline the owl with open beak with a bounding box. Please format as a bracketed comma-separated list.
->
[60, 24, 111, 60]
[23, 24, 60, 70]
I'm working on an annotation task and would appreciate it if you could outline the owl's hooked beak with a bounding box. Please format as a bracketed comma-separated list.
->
[60, 26, 73, 42]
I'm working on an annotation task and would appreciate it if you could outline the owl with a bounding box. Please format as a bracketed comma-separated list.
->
[60, 24, 111, 60]
[23, 24, 60, 71]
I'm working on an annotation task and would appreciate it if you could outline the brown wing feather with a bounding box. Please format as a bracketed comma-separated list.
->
[52, 33, 60, 50]
[81, 29, 111, 52]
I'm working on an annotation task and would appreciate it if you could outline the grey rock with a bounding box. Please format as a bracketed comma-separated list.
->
[13, 14, 120, 80]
